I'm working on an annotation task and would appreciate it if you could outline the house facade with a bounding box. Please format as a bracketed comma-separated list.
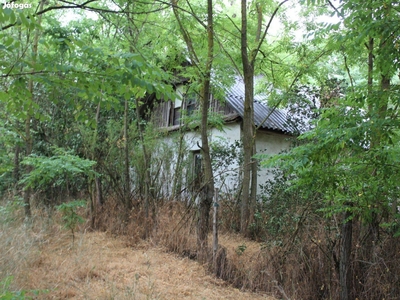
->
[151, 77, 294, 200]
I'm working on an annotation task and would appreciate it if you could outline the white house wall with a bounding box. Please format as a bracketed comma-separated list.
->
[255, 130, 292, 191]
[152, 122, 291, 200]
[210, 123, 242, 196]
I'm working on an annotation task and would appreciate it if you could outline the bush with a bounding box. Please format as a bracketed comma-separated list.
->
[19, 147, 96, 206]
[56, 200, 86, 245]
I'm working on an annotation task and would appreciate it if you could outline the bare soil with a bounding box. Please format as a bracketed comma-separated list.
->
[21, 231, 274, 299]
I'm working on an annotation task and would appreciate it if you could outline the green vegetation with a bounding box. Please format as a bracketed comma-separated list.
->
[1, 0, 399, 299]
[0, 276, 47, 300]
[56, 200, 86, 245]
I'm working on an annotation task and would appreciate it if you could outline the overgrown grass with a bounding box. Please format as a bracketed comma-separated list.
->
[0, 196, 50, 298]
[104, 200, 400, 299]
[0, 196, 269, 300]
[3, 193, 400, 299]
[0, 197, 163, 299]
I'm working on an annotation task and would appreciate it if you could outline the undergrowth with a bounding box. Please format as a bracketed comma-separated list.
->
[0, 196, 163, 299]
[0, 196, 51, 298]
[2, 193, 400, 300]
[95, 198, 400, 299]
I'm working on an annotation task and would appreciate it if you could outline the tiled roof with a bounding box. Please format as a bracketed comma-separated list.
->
[224, 77, 295, 133]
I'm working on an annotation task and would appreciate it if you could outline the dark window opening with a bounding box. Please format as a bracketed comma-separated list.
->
[167, 92, 197, 127]
[173, 107, 181, 125]
[169, 105, 181, 126]
[186, 97, 197, 116]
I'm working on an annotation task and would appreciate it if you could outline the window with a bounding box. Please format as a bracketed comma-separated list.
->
[169, 98, 182, 126]
[186, 96, 197, 117]
[172, 107, 181, 125]
[167, 88, 197, 127]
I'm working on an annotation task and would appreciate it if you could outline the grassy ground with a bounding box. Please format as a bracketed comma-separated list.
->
[3, 199, 399, 299]
[0, 206, 274, 299]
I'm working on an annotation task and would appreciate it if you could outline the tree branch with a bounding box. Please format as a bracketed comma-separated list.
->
[255, 48, 329, 132]
[342, 51, 355, 93]
[327, 0, 343, 18]
[1, 0, 170, 31]
[250, 0, 289, 66]
[0, 69, 115, 78]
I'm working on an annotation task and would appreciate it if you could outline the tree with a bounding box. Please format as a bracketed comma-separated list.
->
[267, 0, 400, 298]
[1, 2, 174, 219]
[171, 0, 215, 264]
[239, 0, 288, 234]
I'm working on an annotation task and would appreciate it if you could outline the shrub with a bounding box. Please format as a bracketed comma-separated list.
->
[19, 147, 96, 206]
[56, 200, 86, 245]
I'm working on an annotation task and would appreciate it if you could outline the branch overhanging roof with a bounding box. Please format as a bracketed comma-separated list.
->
[224, 77, 296, 134]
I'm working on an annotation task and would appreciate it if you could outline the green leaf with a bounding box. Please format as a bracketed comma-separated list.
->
[18, 12, 29, 27]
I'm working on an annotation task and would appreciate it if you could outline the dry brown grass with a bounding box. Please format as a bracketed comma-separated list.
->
[0, 204, 274, 299]
[3, 198, 400, 299]
[150, 202, 400, 299]
[150, 203, 283, 295]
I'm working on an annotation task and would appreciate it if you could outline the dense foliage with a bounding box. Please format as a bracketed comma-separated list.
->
[1, 0, 399, 299]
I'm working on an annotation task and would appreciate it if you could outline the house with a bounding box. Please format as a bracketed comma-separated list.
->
[151, 77, 295, 200]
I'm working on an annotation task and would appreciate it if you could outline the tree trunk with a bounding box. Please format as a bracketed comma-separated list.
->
[24, 0, 45, 219]
[23, 120, 33, 218]
[135, 97, 152, 238]
[13, 144, 20, 185]
[94, 101, 103, 208]
[123, 99, 132, 211]
[240, 0, 255, 234]
[89, 180, 95, 228]
[239, 0, 287, 234]
[339, 210, 353, 300]
[89, 101, 103, 228]
[172, 129, 185, 199]
[364, 34, 389, 259]
[212, 188, 219, 274]
[367, 38, 373, 96]
[171, 0, 215, 263]
[197, 0, 215, 264]
[249, 139, 257, 227]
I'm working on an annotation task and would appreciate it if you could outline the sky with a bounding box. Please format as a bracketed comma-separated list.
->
[54, 0, 340, 45]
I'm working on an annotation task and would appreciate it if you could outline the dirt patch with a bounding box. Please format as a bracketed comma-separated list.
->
[22, 231, 274, 299]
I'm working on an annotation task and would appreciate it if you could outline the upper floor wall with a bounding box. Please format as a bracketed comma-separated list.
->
[152, 77, 297, 135]
[152, 84, 237, 129]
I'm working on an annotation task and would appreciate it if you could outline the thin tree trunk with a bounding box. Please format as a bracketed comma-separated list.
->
[123, 99, 131, 211]
[367, 37, 374, 107]
[240, 0, 287, 234]
[95, 177, 103, 207]
[255, 3, 263, 42]
[24, 0, 45, 219]
[90, 101, 102, 228]
[249, 139, 257, 227]
[135, 97, 152, 238]
[365, 35, 389, 258]
[240, 0, 255, 234]
[94, 101, 103, 208]
[13, 144, 20, 185]
[24, 120, 33, 218]
[172, 128, 185, 199]
[123, 3, 136, 213]
[212, 188, 219, 274]
[171, 0, 215, 263]
[89, 180, 95, 228]
[197, 0, 215, 264]
[339, 209, 353, 300]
